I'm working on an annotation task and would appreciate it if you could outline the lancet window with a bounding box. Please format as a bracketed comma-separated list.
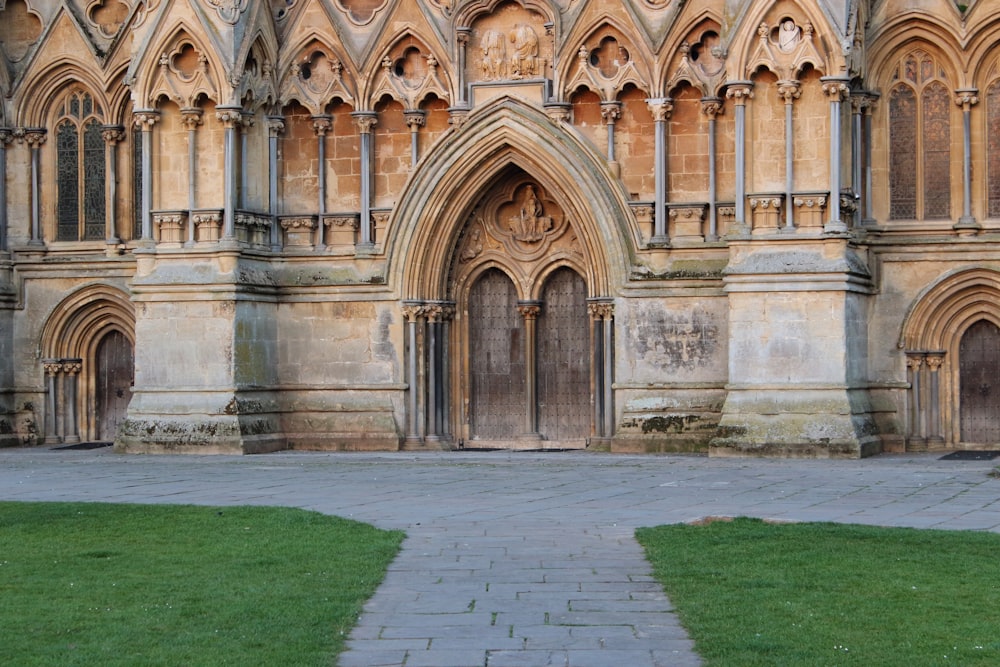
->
[988, 80, 1000, 218]
[55, 91, 106, 241]
[888, 51, 951, 220]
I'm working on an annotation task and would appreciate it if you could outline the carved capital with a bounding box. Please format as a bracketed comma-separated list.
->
[132, 110, 161, 130]
[955, 88, 979, 111]
[906, 354, 924, 371]
[776, 80, 801, 104]
[587, 301, 614, 320]
[456, 28, 471, 46]
[0, 128, 13, 145]
[820, 77, 850, 102]
[62, 361, 82, 375]
[750, 197, 782, 210]
[517, 303, 541, 320]
[323, 215, 359, 229]
[239, 111, 255, 132]
[925, 352, 945, 371]
[352, 111, 378, 134]
[101, 125, 127, 145]
[43, 361, 63, 376]
[404, 110, 427, 129]
[600, 102, 622, 124]
[215, 106, 244, 128]
[279, 216, 317, 231]
[180, 108, 204, 131]
[725, 82, 754, 105]
[22, 128, 48, 147]
[646, 98, 673, 122]
[700, 97, 724, 119]
[401, 302, 424, 322]
[311, 114, 332, 136]
[267, 116, 286, 137]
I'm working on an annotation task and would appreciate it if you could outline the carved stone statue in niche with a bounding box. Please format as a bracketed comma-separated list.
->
[508, 185, 552, 242]
[508, 24, 539, 79]
[777, 19, 801, 53]
[481, 29, 507, 79]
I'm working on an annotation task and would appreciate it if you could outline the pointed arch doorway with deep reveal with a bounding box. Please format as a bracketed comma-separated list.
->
[464, 266, 591, 449]
[959, 320, 1000, 445]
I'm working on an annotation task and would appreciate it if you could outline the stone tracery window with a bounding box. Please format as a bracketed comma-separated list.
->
[888, 50, 951, 220]
[55, 90, 106, 241]
[988, 81, 1000, 218]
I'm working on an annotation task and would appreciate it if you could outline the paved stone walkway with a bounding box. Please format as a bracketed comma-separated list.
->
[2, 447, 999, 666]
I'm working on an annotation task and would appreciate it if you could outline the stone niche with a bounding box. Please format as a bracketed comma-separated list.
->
[467, 1, 553, 107]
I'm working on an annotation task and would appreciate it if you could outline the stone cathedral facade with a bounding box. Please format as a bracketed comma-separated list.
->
[1, 0, 998, 457]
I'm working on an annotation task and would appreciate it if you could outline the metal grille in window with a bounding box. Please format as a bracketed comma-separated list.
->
[889, 86, 917, 220]
[83, 121, 106, 240]
[133, 126, 142, 239]
[57, 122, 80, 241]
[989, 83, 1000, 218]
[922, 82, 951, 220]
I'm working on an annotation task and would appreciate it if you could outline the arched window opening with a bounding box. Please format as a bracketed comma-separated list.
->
[55, 91, 107, 241]
[888, 51, 951, 220]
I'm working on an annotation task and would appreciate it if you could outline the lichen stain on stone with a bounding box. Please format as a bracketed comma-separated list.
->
[640, 415, 700, 434]
[632, 307, 719, 371]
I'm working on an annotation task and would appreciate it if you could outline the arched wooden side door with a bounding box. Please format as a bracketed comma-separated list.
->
[537, 268, 590, 444]
[95, 330, 133, 441]
[959, 320, 1000, 445]
[468, 269, 525, 440]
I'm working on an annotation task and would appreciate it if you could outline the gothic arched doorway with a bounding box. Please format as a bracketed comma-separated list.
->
[95, 330, 134, 441]
[959, 320, 1000, 445]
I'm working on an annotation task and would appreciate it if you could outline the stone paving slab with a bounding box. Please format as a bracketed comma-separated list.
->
[1, 448, 999, 666]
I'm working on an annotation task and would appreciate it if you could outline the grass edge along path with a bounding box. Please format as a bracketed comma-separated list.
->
[0, 501, 404, 667]
[637, 517, 1000, 667]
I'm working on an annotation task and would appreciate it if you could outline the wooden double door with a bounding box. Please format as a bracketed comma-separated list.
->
[465, 267, 591, 447]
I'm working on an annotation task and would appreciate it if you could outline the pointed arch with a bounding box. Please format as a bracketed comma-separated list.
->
[15, 59, 112, 126]
[665, 14, 728, 98]
[386, 97, 633, 301]
[899, 268, 1000, 352]
[278, 34, 356, 114]
[559, 16, 652, 101]
[364, 28, 452, 109]
[728, 0, 843, 81]
[41, 284, 136, 360]
[134, 23, 225, 109]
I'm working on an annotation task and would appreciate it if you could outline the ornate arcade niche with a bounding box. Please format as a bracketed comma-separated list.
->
[466, 1, 553, 106]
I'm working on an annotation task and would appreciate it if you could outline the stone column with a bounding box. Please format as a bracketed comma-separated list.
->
[215, 106, 243, 241]
[725, 82, 753, 234]
[101, 126, 126, 246]
[311, 115, 332, 249]
[0, 128, 11, 252]
[925, 352, 945, 447]
[645, 98, 673, 245]
[23, 129, 47, 246]
[600, 101, 622, 165]
[239, 111, 254, 210]
[906, 353, 926, 451]
[404, 110, 426, 168]
[61, 360, 82, 444]
[821, 76, 850, 234]
[954, 89, 979, 233]
[424, 302, 444, 442]
[353, 111, 378, 251]
[133, 110, 160, 243]
[850, 94, 864, 227]
[180, 109, 203, 245]
[456, 28, 471, 107]
[777, 80, 801, 231]
[701, 97, 723, 240]
[267, 116, 285, 251]
[43, 360, 62, 444]
[588, 300, 615, 441]
[402, 301, 424, 445]
[861, 94, 878, 224]
[517, 302, 542, 439]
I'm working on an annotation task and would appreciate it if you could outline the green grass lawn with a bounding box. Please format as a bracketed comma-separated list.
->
[637, 517, 1000, 666]
[0, 502, 404, 667]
